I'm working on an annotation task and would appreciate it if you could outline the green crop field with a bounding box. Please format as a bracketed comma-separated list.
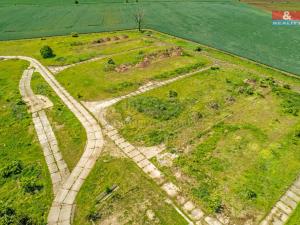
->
[0, 0, 299, 76]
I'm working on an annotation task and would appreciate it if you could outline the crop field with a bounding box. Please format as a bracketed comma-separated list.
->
[0, 0, 300, 76]
[0, 60, 52, 224]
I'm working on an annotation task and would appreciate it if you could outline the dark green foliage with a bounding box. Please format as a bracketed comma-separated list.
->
[87, 209, 101, 222]
[130, 96, 183, 121]
[71, 32, 79, 37]
[1, 160, 23, 178]
[168, 90, 178, 98]
[107, 58, 115, 65]
[194, 46, 202, 52]
[20, 177, 43, 194]
[153, 62, 204, 80]
[74, 0, 79, 4]
[40, 45, 54, 58]
[146, 130, 169, 145]
[211, 66, 220, 70]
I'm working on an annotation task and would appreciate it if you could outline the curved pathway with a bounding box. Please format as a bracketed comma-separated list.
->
[83, 65, 224, 225]
[19, 67, 69, 194]
[2, 56, 104, 225]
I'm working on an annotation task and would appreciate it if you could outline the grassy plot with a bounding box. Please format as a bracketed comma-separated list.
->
[0, 30, 152, 66]
[287, 204, 300, 225]
[74, 140, 188, 225]
[31, 72, 86, 170]
[106, 65, 300, 224]
[0, 60, 52, 224]
[56, 45, 210, 101]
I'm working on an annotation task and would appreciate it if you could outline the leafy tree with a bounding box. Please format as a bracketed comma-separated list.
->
[40, 46, 54, 58]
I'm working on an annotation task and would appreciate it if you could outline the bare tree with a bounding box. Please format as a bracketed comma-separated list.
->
[134, 8, 144, 32]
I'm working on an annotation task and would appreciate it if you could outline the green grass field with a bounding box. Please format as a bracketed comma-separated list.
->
[0, 60, 52, 224]
[0, 1, 299, 75]
[56, 45, 210, 101]
[74, 139, 188, 225]
[106, 57, 300, 223]
[31, 72, 86, 170]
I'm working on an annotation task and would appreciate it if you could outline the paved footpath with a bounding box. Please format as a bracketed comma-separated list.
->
[19, 67, 69, 194]
[84, 65, 224, 225]
[260, 176, 300, 225]
[3, 56, 104, 225]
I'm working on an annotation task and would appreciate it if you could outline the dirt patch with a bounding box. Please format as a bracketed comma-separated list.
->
[92, 35, 128, 44]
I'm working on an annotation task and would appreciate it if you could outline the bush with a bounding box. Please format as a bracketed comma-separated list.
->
[283, 84, 291, 89]
[75, 0, 79, 3]
[71, 32, 79, 37]
[194, 46, 202, 52]
[211, 66, 220, 70]
[20, 177, 43, 194]
[0, 202, 16, 225]
[130, 96, 183, 120]
[1, 160, 23, 178]
[107, 58, 115, 65]
[146, 130, 169, 145]
[87, 210, 101, 222]
[40, 46, 54, 58]
[103, 63, 116, 72]
[168, 90, 178, 98]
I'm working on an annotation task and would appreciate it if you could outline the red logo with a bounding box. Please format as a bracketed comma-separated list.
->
[272, 11, 300, 20]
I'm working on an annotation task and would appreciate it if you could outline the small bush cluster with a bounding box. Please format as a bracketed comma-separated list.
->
[0, 202, 35, 225]
[20, 177, 43, 194]
[153, 62, 204, 80]
[130, 96, 183, 121]
[103, 58, 116, 72]
[40, 45, 54, 59]
[71, 32, 79, 37]
[0, 160, 23, 178]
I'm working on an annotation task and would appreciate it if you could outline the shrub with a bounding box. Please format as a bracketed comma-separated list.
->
[87, 210, 101, 222]
[1, 160, 23, 178]
[130, 96, 183, 120]
[211, 66, 220, 70]
[169, 90, 178, 98]
[0, 202, 16, 225]
[103, 63, 115, 72]
[107, 58, 115, 65]
[71, 32, 79, 37]
[75, 0, 79, 4]
[105, 82, 134, 93]
[194, 46, 202, 52]
[40, 46, 54, 58]
[283, 84, 291, 89]
[20, 177, 43, 194]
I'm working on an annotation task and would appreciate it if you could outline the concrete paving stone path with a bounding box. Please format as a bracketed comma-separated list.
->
[3, 56, 104, 225]
[19, 67, 69, 194]
[82, 65, 225, 225]
[260, 175, 300, 225]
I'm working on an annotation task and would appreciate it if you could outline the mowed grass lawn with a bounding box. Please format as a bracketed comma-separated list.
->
[106, 64, 300, 224]
[74, 142, 188, 225]
[56, 44, 210, 101]
[0, 30, 154, 66]
[0, 60, 52, 224]
[31, 72, 86, 170]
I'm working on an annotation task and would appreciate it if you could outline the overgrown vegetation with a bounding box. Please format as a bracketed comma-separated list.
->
[31, 72, 86, 170]
[0, 60, 52, 224]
